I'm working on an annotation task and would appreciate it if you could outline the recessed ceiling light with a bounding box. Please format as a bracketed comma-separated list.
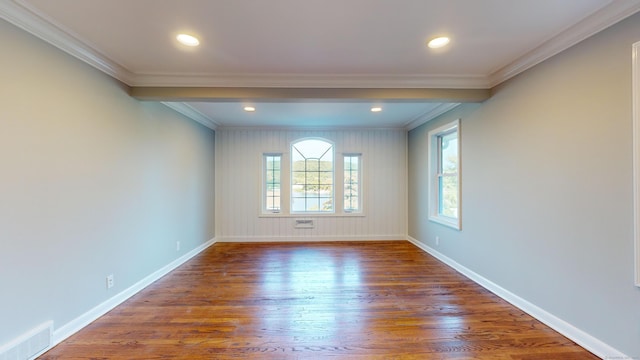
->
[176, 34, 200, 47]
[244, 106, 256, 112]
[428, 36, 450, 49]
[371, 107, 382, 112]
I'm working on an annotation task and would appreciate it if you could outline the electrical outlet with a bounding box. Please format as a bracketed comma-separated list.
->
[435, 236, 440, 246]
[106, 274, 114, 289]
[176, 241, 181, 251]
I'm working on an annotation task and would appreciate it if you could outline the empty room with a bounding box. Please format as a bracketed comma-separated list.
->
[1, 1, 640, 359]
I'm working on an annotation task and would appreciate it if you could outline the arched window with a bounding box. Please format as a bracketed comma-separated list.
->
[291, 138, 334, 213]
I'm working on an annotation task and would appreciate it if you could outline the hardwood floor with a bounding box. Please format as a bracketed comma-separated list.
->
[39, 241, 598, 359]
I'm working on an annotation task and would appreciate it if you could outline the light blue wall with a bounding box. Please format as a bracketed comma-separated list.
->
[0, 18, 215, 345]
[409, 13, 640, 357]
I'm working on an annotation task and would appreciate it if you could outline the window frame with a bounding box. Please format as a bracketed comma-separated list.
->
[262, 153, 282, 214]
[343, 153, 362, 213]
[290, 138, 335, 214]
[428, 119, 461, 230]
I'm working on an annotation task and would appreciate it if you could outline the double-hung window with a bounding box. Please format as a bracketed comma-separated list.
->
[263, 154, 281, 213]
[343, 154, 361, 212]
[428, 119, 461, 229]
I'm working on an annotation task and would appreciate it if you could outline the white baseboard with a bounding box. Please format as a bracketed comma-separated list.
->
[406, 236, 628, 360]
[50, 238, 217, 348]
[12, 236, 626, 359]
[0, 320, 52, 360]
[217, 235, 406, 242]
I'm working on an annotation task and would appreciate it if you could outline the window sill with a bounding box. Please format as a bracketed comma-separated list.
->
[260, 212, 365, 218]
[428, 215, 461, 230]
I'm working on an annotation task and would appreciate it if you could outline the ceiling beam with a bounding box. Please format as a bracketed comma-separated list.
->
[129, 87, 491, 103]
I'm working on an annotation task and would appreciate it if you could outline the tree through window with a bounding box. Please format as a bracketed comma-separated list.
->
[291, 139, 334, 213]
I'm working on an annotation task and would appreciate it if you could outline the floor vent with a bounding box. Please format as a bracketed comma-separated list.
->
[294, 219, 314, 229]
[0, 321, 52, 360]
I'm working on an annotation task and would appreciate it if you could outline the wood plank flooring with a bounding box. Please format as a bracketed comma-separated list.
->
[39, 241, 598, 359]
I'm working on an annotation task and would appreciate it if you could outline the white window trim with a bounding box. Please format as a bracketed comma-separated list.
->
[259, 140, 367, 218]
[343, 153, 363, 213]
[632, 41, 640, 287]
[428, 119, 461, 230]
[262, 153, 283, 214]
[290, 137, 335, 214]
[258, 212, 365, 218]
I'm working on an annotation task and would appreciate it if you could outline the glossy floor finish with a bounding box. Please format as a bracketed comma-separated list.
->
[40, 241, 598, 359]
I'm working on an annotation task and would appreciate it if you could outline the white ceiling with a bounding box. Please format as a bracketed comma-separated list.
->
[187, 101, 453, 129]
[2, 0, 639, 129]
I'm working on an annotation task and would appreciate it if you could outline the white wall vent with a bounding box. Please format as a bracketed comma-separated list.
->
[294, 219, 314, 229]
[0, 321, 52, 360]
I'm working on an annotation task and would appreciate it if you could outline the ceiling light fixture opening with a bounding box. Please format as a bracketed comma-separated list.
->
[244, 106, 256, 112]
[428, 36, 450, 49]
[371, 107, 383, 112]
[176, 34, 200, 47]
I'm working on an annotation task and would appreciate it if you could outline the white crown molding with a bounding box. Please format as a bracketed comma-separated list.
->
[405, 103, 461, 130]
[0, 0, 490, 89]
[161, 102, 219, 130]
[489, 0, 640, 87]
[3, 0, 639, 93]
[0, 0, 134, 84]
[3, 0, 639, 90]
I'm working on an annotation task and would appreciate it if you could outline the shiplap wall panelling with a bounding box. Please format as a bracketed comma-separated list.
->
[215, 128, 407, 241]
